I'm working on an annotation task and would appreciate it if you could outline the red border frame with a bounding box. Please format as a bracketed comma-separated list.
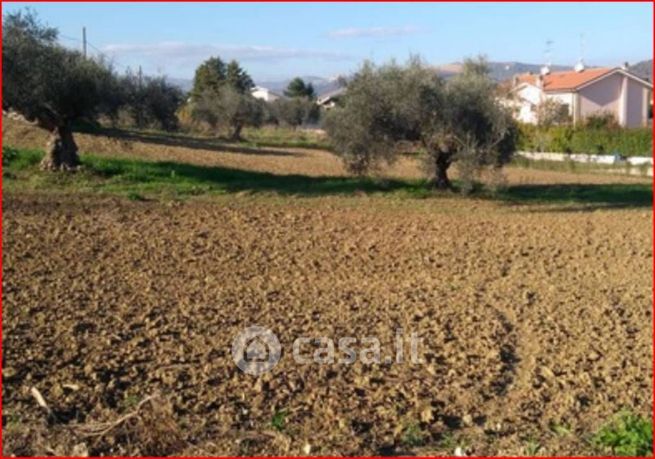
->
[0, 1, 652, 458]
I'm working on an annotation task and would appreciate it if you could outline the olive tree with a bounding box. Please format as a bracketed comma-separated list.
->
[270, 97, 318, 128]
[426, 59, 517, 189]
[219, 87, 263, 140]
[192, 87, 263, 140]
[324, 57, 517, 189]
[120, 71, 183, 131]
[2, 10, 120, 170]
[189, 56, 260, 139]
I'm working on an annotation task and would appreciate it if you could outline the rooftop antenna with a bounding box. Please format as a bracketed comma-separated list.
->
[575, 33, 586, 72]
[541, 39, 552, 75]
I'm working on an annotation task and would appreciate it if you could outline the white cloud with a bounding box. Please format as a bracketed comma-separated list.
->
[101, 42, 353, 62]
[327, 26, 420, 39]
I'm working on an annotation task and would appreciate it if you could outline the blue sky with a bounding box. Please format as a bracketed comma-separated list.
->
[4, 2, 653, 82]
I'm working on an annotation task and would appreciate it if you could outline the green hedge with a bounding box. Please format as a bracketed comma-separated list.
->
[517, 124, 652, 157]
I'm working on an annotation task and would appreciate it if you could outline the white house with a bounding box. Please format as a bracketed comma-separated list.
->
[506, 64, 652, 127]
[250, 86, 283, 102]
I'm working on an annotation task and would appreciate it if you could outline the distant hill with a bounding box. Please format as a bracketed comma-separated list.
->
[257, 63, 575, 97]
[433, 61, 570, 81]
[481, 62, 571, 81]
[167, 59, 653, 97]
[438, 59, 653, 83]
[629, 59, 652, 81]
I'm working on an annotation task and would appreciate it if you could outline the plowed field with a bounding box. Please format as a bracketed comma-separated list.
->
[2, 119, 652, 456]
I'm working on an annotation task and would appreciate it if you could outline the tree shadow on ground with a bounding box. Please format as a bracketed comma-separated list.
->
[497, 183, 652, 211]
[88, 156, 653, 208]
[87, 157, 425, 196]
[7, 148, 650, 208]
[78, 126, 304, 157]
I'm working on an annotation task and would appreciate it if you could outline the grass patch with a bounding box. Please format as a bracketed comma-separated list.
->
[3, 147, 427, 199]
[271, 410, 286, 432]
[126, 191, 147, 202]
[241, 126, 331, 150]
[400, 422, 426, 448]
[523, 438, 542, 455]
[592, 412, 652, 456]
[549, 421, 572, 437]
[2, 147, 42, 171]
[3, 147, 651, 209]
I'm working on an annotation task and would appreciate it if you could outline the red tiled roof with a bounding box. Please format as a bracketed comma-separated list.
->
[516, 67, 613, 92]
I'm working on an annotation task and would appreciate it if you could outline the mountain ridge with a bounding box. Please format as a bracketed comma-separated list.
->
[167, 59, 652, 96]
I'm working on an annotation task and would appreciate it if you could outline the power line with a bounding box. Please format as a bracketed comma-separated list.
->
[57, 30, 133, 75]
[86, 41, 105, 55]
[58, 33, 81, 43]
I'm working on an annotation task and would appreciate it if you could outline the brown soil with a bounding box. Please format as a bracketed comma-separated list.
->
[2, 120, 653, 456]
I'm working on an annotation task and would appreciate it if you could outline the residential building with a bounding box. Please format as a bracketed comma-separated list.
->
[251, 86, 283, 102]
[506, 64, 652, 127]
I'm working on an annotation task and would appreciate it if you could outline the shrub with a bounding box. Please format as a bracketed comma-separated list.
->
[548, 126, 575, 153]
[536, 99, 571, 127]
[2, 146, 19, 167]
[517, 123, 651, 157]
[584, 111, 620, 130]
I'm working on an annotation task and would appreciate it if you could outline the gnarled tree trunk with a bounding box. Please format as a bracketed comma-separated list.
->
[429, 153, 452, 190]
[40, 123, 79, 171]
[229, 123, 243, 142]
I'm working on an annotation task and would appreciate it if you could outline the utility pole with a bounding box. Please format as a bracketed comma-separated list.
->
[138, 65, 143, 88]
[544, 39, 553, 67]
[82, 27, 87, 58]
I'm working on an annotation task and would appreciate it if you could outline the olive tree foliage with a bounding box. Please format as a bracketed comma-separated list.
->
[324, 57, 517, 190]
[270, 97, 319, 128]
[324, 60, 425, 175]
[271, 77, 319, 127]
[120, 70, 183, 131]
[2, 9, 121, 170]
[428, 59, 517, 190]
[192, 87, 264, 140]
